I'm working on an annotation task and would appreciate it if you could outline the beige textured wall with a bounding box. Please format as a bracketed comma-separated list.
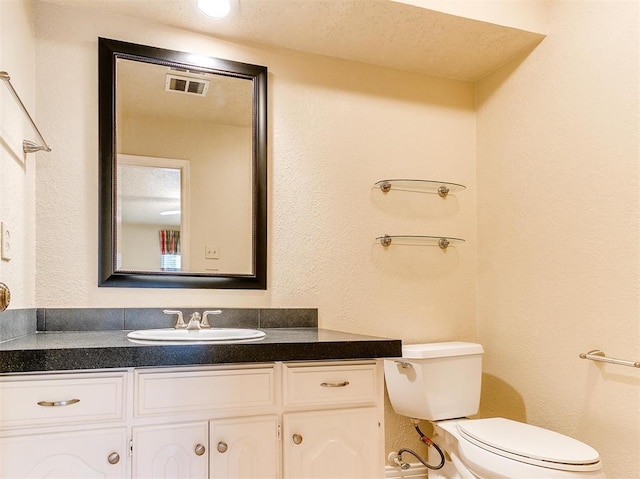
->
[120, 223, 178, 271]
[476, 1, 639, 477]
[0, 0, 36, 310]
[33, 1, 477, 454]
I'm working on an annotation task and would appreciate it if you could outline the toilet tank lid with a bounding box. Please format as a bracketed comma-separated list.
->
[402, 342, 484, 359]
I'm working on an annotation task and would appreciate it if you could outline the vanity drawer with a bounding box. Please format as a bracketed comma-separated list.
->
[0, 371, 127, 429]
[283, 362, 378, 408]
[135, 365, 275, 417]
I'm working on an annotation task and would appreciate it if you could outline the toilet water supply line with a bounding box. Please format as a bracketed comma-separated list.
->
[392, 420, 445, 471]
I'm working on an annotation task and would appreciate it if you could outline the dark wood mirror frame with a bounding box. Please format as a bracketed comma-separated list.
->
[98, 38, 267, 289]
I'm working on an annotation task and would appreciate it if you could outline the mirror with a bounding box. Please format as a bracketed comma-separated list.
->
[99, 38, 267, 289]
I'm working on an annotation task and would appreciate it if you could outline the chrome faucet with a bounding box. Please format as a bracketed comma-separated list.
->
[202, 310, 222, 328]
[163, 310, 186, 329]
[186, 312, 203, 330]
[163, 309, 222, 329]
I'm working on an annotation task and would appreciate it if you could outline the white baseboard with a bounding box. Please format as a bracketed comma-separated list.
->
[385, 462, 428, 478]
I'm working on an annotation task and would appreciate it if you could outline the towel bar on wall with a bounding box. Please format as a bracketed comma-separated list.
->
[0, 71, 51, 154]
[579, 350, 640, 368]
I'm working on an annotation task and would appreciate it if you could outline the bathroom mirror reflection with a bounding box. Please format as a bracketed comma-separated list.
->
[99, 38, 267, 289]
[116, 155, 190, 272]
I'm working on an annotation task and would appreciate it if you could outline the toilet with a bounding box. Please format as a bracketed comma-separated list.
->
[384, 342, 605, 479]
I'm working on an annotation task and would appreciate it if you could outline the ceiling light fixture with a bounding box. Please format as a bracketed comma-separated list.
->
[197, 0, 233, 18]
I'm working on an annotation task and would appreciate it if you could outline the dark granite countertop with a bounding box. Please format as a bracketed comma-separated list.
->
[0, 328, 402, 373]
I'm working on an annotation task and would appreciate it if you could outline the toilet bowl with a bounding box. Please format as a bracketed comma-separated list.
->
[384, 342, 605, 478]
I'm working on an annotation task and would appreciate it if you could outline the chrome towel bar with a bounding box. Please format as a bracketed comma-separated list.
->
[0, 71, 51, 154]
[579, 350, 640, 368]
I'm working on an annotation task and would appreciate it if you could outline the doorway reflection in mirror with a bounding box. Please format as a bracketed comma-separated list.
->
[116, 156, 189, 272]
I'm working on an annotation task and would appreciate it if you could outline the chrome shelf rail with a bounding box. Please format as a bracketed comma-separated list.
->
[376, 234, 465, 250]
[375, 179, 466, 198]
[579, 350, 640, 368]
[0, 71, 51, 154]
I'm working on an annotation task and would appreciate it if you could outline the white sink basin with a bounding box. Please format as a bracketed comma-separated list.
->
[127, 328, 266, 342]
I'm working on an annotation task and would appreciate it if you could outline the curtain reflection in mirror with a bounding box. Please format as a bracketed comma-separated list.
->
[160, 229, 181, 271]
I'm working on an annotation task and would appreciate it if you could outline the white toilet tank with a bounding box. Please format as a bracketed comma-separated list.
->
[384, 342, 484, 421]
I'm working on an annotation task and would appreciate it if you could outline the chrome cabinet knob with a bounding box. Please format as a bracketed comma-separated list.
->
[194, 444, 206, 456]
[217, 441, 228, 453]
[292, 434, 303, 445]
[107, 452, 120, 465]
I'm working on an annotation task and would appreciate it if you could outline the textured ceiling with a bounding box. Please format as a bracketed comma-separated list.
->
[44, 0, 545, 81]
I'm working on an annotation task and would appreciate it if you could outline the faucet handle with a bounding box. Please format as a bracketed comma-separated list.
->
[202, 310, 222, 329]
[163, 309, 186, 329]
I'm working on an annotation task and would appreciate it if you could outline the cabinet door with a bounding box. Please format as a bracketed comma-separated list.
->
[0, 427, 127, 478]
[283, 407, 381, 479]
[210, 415, 278, 479]
[132, 422, 208, 479]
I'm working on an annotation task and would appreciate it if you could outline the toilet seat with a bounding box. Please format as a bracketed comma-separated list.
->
[456, 418, 602, 472]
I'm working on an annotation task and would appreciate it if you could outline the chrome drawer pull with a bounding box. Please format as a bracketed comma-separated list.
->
[320, 381, 350, 388]
[217, 442, 228, 453]
[37, 398, 80, 407]
[194, 444, 206, 456]
[107, 452, 120, 465]
[292, 433, 303, 445]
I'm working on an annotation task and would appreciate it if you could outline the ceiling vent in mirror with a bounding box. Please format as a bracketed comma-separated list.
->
[165, 74, 210, 96]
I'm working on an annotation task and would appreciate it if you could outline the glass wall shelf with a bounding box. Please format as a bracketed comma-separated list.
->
[374, 179, 466, 198]
[376, 235, 465, 250]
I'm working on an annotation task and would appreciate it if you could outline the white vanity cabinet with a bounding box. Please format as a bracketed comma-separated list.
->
[132, 422, 209, 478]
[209, 415, 279, 478]
[0, 427, 128, 478]
[283, 408, 381, 479]
[132, 364, 278, 479]
[282, 362, 383, 479]
[0, 370, 128, 478]
[0, 360, 384, 479]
